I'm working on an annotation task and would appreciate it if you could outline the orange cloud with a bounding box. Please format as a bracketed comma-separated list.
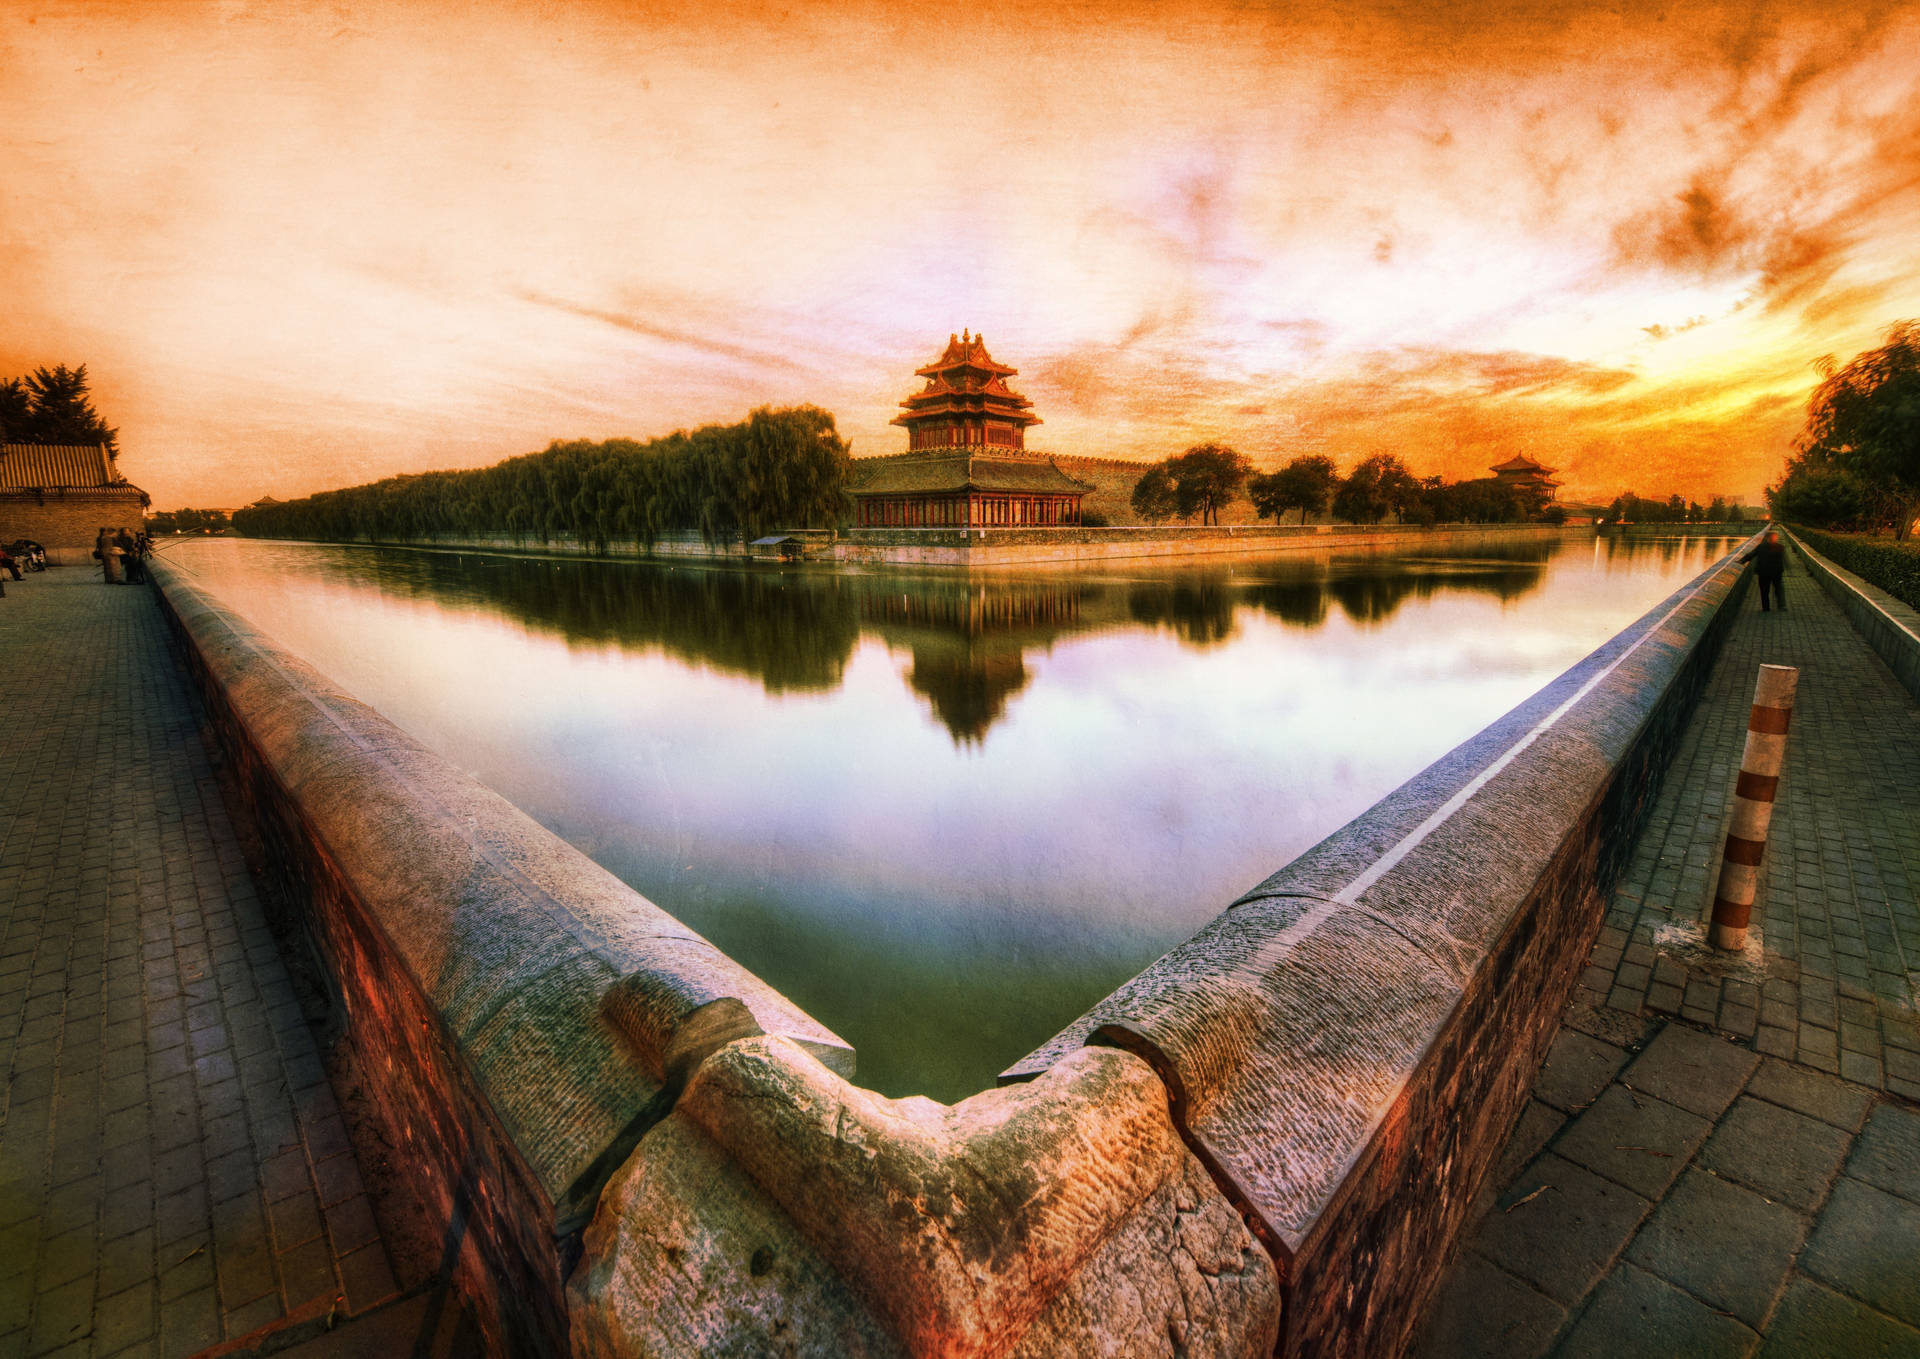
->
[2, 0, 1917, 508]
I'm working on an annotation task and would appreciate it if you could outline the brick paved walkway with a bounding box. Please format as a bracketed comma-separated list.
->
[0, 572, 400, 1357]
[1418, 541, 1920, 1357]
[1589, 542, 1920, 1087]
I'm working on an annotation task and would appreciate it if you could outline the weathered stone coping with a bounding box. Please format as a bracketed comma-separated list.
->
[1788, 529, 1920, 703]
[248, 521, 1586, 570]
[1004, 533, 1761, 1355]
[146, 557, 852, 1354]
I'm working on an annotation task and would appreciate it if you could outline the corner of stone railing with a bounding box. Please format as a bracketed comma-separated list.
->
[567, 1034, 1281, 1358]
[994, 543, 1759, 1357]
[145, 557, 860, 1351]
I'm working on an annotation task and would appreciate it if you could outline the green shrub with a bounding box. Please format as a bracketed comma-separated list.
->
[1794, 527, 1920, 610]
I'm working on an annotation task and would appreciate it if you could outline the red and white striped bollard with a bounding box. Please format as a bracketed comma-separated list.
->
[1709, 663, 1799, 951]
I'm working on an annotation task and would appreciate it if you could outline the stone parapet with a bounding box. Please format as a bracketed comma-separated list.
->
[1007, 534, 1760, 1356]
[152, 530, 1765, 1358]
[1788, 529, 1920, 703]
[569, 1039, 1279, 1358]
[147, 558, 851, 1357]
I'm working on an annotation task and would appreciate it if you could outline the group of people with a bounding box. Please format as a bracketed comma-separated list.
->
[95, 527, 152, 585]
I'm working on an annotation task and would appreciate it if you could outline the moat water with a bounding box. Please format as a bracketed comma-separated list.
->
[167, 533, 1741, 1101]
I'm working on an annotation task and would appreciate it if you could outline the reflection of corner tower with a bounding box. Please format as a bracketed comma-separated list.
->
[1489, 453, 1563, 502]
[851, 332, 1091, 528]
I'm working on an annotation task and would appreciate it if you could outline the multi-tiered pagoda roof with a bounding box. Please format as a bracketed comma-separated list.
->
[890, 330, 1041, 452]
[1490, 452, 1563, 496]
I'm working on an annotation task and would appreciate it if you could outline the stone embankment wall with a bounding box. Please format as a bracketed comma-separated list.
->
[835, 521, 1576, 566]
[150, 535, 1760, 1358]
[316, 521, 1582, 569]
[1789, 530, 1920, 703]
[147, 559, 857, 1357]
[1002, 538, 1758, 1356]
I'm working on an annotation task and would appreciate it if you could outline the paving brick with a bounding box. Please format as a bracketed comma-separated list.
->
[1555, 1260, 1757, 1359]
[1625, 1167, 1806, 1328]
[1698, 1096, 1853, 1211]
[97, 1227, 155, 1298]
[29, 1274, 94, 1354]
[277, 1235, 341, 1312]
[1839, 1049, 1884, 1087]
[325, 1195, 381, 1256]
[1746, 1057, 1877, 1131]
[1846, 1105, 1920, 1204]
[1621, 1023, 1760, 1120]
[1533, 1029, 1628, 1113]
[224, 1290, 285, 1338]
[1645, 982, 1685, 1015]
[1552, 1085, 1710, 1200]
[1473, 1154, 1652, 1306]
[1411, 1252, 1564, 1359]
[270, 1191, 326, 1252]
[91, 1280, 156, 1352]
[1802, 1178, 1920, 1327]
[159, 1284, 221, 1355]
[1755, 1276, 1920, 1359]
[337, 1243, 400, 1318]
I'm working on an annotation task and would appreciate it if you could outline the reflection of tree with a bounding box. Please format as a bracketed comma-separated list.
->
[1245, 579, 1330, 628]
[1326, 557, 1547, 625]
[1594, 534, 1739, 573]
[1329, 572, 1425, 623]
[358, 550, 863, 691]
[337, 541, 1560, 742]
[1124, 582, 1238, 645]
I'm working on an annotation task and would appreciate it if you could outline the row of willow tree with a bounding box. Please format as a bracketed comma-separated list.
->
[233, 406, 853, 546]
[1129, 445, 1562, 527]
[1597, 494, 1753, 525]
[1769, 320, 1920, 539]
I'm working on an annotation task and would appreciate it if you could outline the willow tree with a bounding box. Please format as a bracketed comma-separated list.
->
[1792, 320, 1920, 538]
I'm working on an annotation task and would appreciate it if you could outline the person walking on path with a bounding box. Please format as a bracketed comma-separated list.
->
[95, 527, 123, 584]
[1743, 528, 1786, 611]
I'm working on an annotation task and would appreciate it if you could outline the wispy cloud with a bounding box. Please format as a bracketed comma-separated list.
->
[2, 0, 1917, 506]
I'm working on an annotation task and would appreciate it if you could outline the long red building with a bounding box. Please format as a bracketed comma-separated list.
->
[852, 332, 1090, 528]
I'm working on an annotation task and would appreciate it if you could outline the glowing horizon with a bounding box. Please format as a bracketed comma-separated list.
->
[5, 0, 1919, 509]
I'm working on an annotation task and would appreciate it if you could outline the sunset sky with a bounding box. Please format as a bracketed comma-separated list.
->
[5, 1, 1919, 509]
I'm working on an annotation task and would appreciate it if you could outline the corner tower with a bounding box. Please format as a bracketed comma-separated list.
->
[890, 330, 1042, 453]
[851, 333, 1088, 529]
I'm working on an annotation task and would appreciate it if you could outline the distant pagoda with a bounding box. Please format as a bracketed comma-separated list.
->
[1489, 452, 1562, 501]
[851, 331, 1089, 529]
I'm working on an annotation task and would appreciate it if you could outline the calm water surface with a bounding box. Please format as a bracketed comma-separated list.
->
[167, 534, 1738, 1101]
